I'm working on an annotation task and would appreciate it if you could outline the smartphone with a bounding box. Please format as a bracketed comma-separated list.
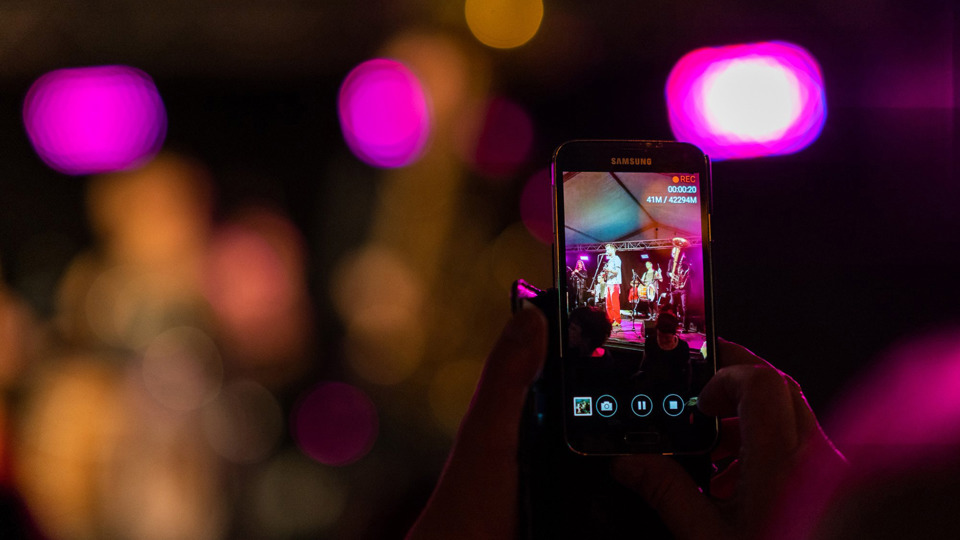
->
[553, 140, 718, 455]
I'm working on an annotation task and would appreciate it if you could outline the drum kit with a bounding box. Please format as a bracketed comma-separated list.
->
[628, 271, 661, 320]
[574, 262, 660, 314]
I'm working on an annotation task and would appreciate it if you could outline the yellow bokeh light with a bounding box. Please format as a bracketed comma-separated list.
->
[253, 451, 346, 535]
[331, 245, 427, 385]
[87, 153, 212, 272]
[201, 380, 283, 464]
[84, 265, 172, 350]
[15, 359, 125, 540]
[343, 318, 426, 386]
[141, 326, 223, 412]
[465, 0, 544, 49]
[429, 359, 484, 435]
[330, 245, 424, 335]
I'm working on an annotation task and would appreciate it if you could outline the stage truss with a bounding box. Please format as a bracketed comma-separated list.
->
[567, 237, 703, 253]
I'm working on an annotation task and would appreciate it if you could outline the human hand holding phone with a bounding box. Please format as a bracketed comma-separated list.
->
[407, 310, 843, 539]
[612, 340, 846, 539]
[405, 306, 547, 540]
[410, 137, 842, 537]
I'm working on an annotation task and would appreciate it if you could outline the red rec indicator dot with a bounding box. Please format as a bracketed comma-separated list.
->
[672, 176, 680, 183]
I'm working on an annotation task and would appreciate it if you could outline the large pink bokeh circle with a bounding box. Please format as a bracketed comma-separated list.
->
[23, 65, 167, 175]
[338, 59, 431, 168]
[666, 42, 826, 161]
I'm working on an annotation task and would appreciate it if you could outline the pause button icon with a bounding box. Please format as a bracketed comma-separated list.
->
[631, 394, 653, 417]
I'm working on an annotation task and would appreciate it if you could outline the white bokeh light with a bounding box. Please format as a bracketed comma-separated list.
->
[702, 58, 802, 142]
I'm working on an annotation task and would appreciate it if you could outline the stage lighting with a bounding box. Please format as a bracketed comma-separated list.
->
[23, 65, 167, 175]
[666, 41, 826, 160]
[338, 58, 431, 168]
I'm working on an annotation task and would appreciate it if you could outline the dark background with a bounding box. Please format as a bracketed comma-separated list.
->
[0, 0, 957, 537]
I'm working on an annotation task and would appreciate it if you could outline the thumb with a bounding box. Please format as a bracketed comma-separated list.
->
[459, 304, 547, 451]
[613, 455, 730, 540]
[407, 306, 547, 539]
[477, 303, 549, 398]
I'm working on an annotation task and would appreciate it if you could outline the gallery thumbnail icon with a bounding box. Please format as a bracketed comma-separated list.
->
[573, 396, 592, 416]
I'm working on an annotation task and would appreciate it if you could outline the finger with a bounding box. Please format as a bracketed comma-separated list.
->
[698, 364, 800, 525]
[710, 459, 740, 500]
[710, 417, 741, 462]
[464, 304, 548, 449]
[478, 302, 549, 396]
[700, 365, 798, 455]
[716, 339, 768, 368]
[700, 340, 837, 536]
[712, 341, 821, 446]
[406, 307, 547, 540]
[779, 371, 820, 441]
[613, 455, 731, 540]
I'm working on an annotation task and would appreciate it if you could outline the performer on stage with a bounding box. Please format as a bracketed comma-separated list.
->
[667, 257, 691, 331]
[572, 259, 587, 280]
[569, 259, 588, 307]
[640, 260, 662, 319]
[602, 244, 622, 327]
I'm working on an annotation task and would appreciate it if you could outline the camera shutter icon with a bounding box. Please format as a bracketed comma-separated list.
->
[597, 395, 617, 417]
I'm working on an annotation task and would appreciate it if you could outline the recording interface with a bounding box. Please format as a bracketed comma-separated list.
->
[645, 175, 699, 204]
[561, 170, 712, 433]
[562, 171, 705, 344]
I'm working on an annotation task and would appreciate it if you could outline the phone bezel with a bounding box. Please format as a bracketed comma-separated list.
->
[552, 139, 719, 455]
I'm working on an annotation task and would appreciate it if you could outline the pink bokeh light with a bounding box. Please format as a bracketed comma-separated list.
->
[768, 328, 960, 540]
[292, 382, 378, 466]
[338, 58, 431, 168]
[203, 207, 312, 372]
[666, 42, 826, 160]
[469, 97, 534, 179]
[23, 65, 167, 175]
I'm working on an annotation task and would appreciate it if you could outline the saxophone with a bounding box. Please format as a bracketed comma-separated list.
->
[669, 237, 690, 290]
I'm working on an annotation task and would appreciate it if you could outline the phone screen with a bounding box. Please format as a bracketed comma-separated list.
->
[555, 141, 717, 454]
